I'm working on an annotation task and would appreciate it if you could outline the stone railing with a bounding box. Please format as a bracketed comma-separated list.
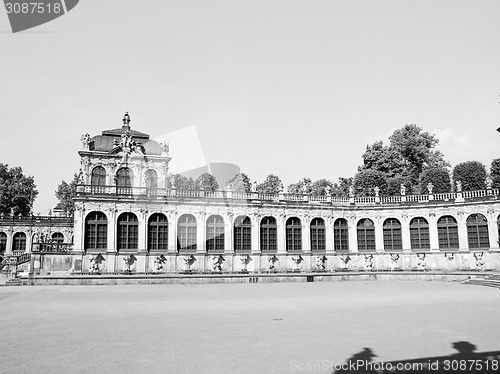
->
[76, 185, 500, 206]
[0, 215, 73, 225]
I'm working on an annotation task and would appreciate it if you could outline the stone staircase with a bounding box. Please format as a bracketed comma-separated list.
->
[463, 274, 500, 289]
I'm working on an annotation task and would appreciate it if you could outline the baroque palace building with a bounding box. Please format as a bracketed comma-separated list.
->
[1, 113, 500, 275]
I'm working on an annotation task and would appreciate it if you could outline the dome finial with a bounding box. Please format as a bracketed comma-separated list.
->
[122, 112, 131, 128]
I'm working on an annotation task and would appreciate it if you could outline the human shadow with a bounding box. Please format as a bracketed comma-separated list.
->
[333, 341, 499, 374]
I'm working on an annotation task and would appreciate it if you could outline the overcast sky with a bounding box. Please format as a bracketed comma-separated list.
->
[1, 0, 500, 214]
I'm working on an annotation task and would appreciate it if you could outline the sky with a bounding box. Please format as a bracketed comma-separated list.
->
[1, 0, 499, 214]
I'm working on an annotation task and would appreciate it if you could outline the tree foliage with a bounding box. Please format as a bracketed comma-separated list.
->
[55, 173, 79, 216]
[167, 174, 197, 190]
[227, 172, 251, 192]
[490, 158, 500, 189]
[419, 167, 451, 194]
[257, 174, 283, 194]
[452, 161, 487, 191]
[353, 169, 387, 196]
[287, 177, 312, 194]
[0, 163, 38, 216]
[196, 173, 219, 191]
[359, 124, 449, 192]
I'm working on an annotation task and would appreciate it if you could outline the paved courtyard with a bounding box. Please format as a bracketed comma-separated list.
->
[0, 280, 499, 374]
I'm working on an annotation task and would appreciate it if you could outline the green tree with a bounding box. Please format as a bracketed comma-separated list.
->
[490, 158, 500, 189]
[334, 177, 353, 196]
[196, 173, 219, 191]
[226, 173, 251, 192]
[287, 177, 312, 194]
[167, 174, 197, 190]
[359, 124, 449, 191]
[0, 163, 38, 216]
[386, 175, 413, 196]
[257, 174, 283, 194]
[310, 179, 335, 195]
[353, 169, 387, 196]
[55, 173, 80, 216]
[419, 167, 451, 194]
[452, 161, 487, 191]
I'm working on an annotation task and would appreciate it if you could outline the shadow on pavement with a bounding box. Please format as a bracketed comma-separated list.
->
[333, 341, 499, 374]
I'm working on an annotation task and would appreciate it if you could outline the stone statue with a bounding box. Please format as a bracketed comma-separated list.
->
[363, 254, 374, 271]
[348, 185, 354, 198]
[123, 254, 137, 272]
[473, 252, 484, 269]
[427, 182, 434, 194]
[252, 181, 257, 193]
[161, 141, 169, 155]
[389, 253, 400, 271]
[315, 255, 327, 271]
[183, 255, 196, 271]
[374, 186, 380, 197]
[212, 255, 225, 272]
[267, 255, 278, 271]
[400, 184, 406, 196]
[325, 186, 332, 196]
[456, 180, 462, 192]
[153, 254, 167, 272]
[486, 177, 492, 190]
[417, 253, 426, 270]
[291, 255, 303, 271]
[89, 254, 105, 274]
[80, 133, 91, 149]
[240, 254, 251, 272]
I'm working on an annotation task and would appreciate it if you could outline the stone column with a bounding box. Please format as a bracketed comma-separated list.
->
[5, 228, 13, 255]
[401, 215, 411, 252]
[196, 212, 206, 254]
[251, 213, 260, 253]
[277, 214, 286, 254]
[428, 213, 439, 251]
[348, 217, 358, 253]
[325, 217, 334, 253]
[137, 210, 148, 254]
[73, 209, 85, 253]
[302, 216, 311, 254]
[167, 211, 177, 254]
[224, 213, 234, 254]
[374, 217, 384, 253]
[457, 213, 468, 251]
[106, 209, 117, 253]
[106, 209, 117, 273]
[487, 211, 499, 250]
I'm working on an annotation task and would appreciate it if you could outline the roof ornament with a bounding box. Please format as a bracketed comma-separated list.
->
[122, 112, 131, 128]
[161, 141, 169, 155]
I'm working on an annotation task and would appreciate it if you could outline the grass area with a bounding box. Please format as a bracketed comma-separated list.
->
[0, 281, 499, 373]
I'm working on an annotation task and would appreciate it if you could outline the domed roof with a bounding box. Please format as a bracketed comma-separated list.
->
[88, 113, 163, 156]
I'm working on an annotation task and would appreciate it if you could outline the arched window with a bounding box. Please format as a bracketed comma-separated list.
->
[117, 213, 138, 251]
[116, 167, 133, 187]
[334, 218, 349, 251]
[467, 213, 490, 249]
[91, 166, 106, 186]
[51, 232, 64, 244]
[357, 219, 375, 251]
[383, 218, 402, 251]
[410, 217, 430, 250]
[0, 232, 7, 254]
[286, 217, 302, 252]
[85, 212, 107, 251]
[437, 215, 459, 249]
[13, 232, 26, 254]
[148, 213, 168, 252]
[310, 218, 325, 252]
[177, 214, 197, 252]
[206, 215, 225, 253]
[260, 216, 277, 253]
[145, 169, 158, 189]
[234, 216, 251, 253]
